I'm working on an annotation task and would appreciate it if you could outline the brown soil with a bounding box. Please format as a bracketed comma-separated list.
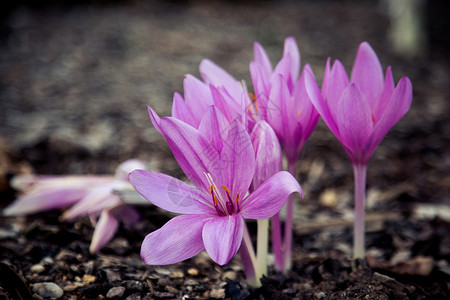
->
[0, 0, 449, 299]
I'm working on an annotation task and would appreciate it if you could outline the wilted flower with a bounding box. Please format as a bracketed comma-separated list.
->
[3, 159, 145, 253]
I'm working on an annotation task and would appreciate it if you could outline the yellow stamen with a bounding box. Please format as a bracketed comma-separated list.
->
[297, 110, 301, 118]
[249, 92, 258, 111]
[213, 195, 218, 206]
[221, 185, 231, 195]
[235, 193, 240, 203]
[371, 114, 376, 122]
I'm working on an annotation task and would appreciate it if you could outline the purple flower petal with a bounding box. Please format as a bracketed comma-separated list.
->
[148, 106, 163, 134]
[283, 37, 301, 82]
[129, 170, 215, 214]
[171, 92, 198, 128]
[183, 74, 213, 123]
[350, 42, 384, 111]
[202, 214, 244, 265]
[115, 159, 146, 182]
[253, 41, 272, 78]
[160, 117, 219, 190]
[372, 66, 395, 123]
[220, 119, 255, 199]
[250, 121, 283, 189]
[240, 171, 302, 219]
[337, 84, 373, 155]
[198, 106, 230, 153]
[364, 77, 413, 157]
[89, 209, 119, 254]
[141, 214, 208, 265]
[325, 59, 349, 122]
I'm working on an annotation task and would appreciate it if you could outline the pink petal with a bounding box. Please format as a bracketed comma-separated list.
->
[240, 171, 302, 219]
[89, 209, 119, 253]
[373, 66, 395, 123]
[326, 60, 350, 122]
[171, 92, 198, 128]
[141, 214, 208, 265]
[3, 188, 87, 216]
[304, 68, 341, 138]
[114, 159, 146, 182]
[337, 84, 373, 156]
[350, 42, 384, 111]
[283, 37, 301, 82]
[202, 214, 244, 265]
[129, 170, 215, 214]
[148, 106, 163, 134]
[198, 106, 230, 153]
[253, 41, 272, 78]
[160, 117, 220, 190]
[365, 77, 412, 156]
[184, 74, 213, 123]
[249, 62, 270, 119]
[220, 119, 256, 199]
[250, 121, 283, 189]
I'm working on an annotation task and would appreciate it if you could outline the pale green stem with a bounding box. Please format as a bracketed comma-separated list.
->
[256, 218, 269, 277]
[239, 223, 261, 288]
[352, 163, 368, 261]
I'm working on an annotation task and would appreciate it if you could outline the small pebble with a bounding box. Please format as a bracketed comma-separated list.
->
[30, 264, 45, 273]
[63, 285, 78, 292]
[185, 279, 199, 286]
[210, 288, 226, 299]
[165, 286, 179, 293]
[315, 291, 326, 299]
[82, 274, 96, 285]
[221, 271, 236, 281]
[170, 270, 184, 278]
[187, 268, 199, 276]
[106, 286, 126, 298]
[126, 293, 142, 300]
[155, 268, 171, 276]
[32, 282, 64, 299]
[319, 189, 338, 207]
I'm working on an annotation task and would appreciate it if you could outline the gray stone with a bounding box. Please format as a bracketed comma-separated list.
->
[32, 282, 64, 299]
[106, 286, 126, 298]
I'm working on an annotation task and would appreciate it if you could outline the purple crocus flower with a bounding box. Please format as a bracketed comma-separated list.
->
[3, 159, 145, 253]
[129, 107, 302, 266]
[305, 42, 413, 261]
[249, 37, 320, 167]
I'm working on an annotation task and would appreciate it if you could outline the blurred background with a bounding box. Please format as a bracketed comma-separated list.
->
[0, 0, 449, 208]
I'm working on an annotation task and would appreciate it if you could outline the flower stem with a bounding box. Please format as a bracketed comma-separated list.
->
[271, 212, 284, 271]
[240, 223, 261, 288]
[256, 218, 269, 277]
[282, 161, 297, 272]
[352, 163, 367, 262]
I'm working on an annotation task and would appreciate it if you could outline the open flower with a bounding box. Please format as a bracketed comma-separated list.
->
[130, 108, 302, 266]
[305, 41, 413, 165]
[3, 159, 145, 253]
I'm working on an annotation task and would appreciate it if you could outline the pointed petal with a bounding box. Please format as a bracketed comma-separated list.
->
[129, 170, 215, 214]
[337, 84, 373, 155]
[2, 188, 87, 216]
[350, 42, 384, 111]
[148, 106, 163, 134]
[183, 74, 213, 123]
[198, 106, 230, 152]
[172, 92, 198, 128]
[202, 214, 244, 265]
[253, 41, 272, 77]
[373, 66, 395, 123]
[326, 60, 350, 121]
[89, 210, 119, 253]
[141, 214, 208, 265]
[220, 120, 255, 199]
[271, 55, 292, 88]
[115, 159, 146, 181]
[240, 171, 302, 219]
[199, 59, 244, 102]
[160, 117, 220, 190]
[283, 37, 301, 81]
[250, 121, 283, 188]
[305, 68, 341, 138]
[365, 77, 413, 156]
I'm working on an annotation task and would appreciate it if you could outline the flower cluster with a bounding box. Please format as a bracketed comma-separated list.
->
[2, 37, 412, 287]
